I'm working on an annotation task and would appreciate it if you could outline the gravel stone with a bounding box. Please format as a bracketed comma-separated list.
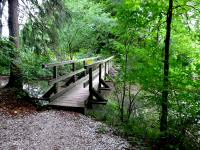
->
[0, 110, 130, 150]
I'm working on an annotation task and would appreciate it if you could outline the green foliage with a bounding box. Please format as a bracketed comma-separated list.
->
[87, 99, 159, 148]
[105, 0, 200, 148]
[88, 100, 119, 124]
[16, 0, 116, 83]
[19, 48, 51, 81]
[21, 0, 116, 60]
[1, 0, 200, 148]
[21, 0, 70, 55]
[59, 0, 116, 59]
[0, 38, 14, 75]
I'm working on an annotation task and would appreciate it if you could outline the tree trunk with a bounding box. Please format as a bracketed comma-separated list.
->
[160, 0, 173, 132]
[6, 0, 23, 89]
[0, 0, 6, 37]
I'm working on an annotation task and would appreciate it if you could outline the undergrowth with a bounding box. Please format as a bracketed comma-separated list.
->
[87, 100, 159, 149]
[87, 98, 200, 150]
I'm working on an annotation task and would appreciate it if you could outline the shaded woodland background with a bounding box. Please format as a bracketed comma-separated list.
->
[0, 0, 200, 149]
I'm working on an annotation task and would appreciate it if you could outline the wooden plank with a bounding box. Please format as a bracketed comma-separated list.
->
[87, 68, 94, 109]
[49, 101, 85, 107]
[104, 80, 112, 82]
[58, 93, 89, 100]
[90, 88, 107, 101]
[49, 72, 90, 102]
[98, 64, 102, 90]
[42, 86, 55, 98]
[48, 66, 106, 108]
[85, 56, 114, 69]
[105, 62, 107, 77]
[64, 77, 74, 86]
[53, 66, 58, 93]
[57, 99, 87, 103]
[49, 68, 85, 85]
[100, 78, 110, 88]
[89, 68, 93, 98]
[72, 62, 76, 82]
[103, 56, 114, 63]
[43, 60, 75, 68]
[83, 61, 86, 76]
[99, 87, 111, 91]
[90, 100, 107, 105]
[51, 100, 84, 104]
[43, 56, 100, 68]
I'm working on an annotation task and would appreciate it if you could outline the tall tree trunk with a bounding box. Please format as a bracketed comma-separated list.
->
[0, 0, 6, 37]
[160, 0, 173, 132]
[6, 0, 23, 89]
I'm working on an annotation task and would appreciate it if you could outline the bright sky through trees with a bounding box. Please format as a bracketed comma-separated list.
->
[2, 0, 42, 37]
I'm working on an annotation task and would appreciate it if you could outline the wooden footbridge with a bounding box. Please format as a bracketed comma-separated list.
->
[41, 56, 114, 113]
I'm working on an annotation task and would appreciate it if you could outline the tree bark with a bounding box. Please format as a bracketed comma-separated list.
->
[6, 0, 23, 89]
[0, 0, 6, 37]
[160, 0, 173, 132]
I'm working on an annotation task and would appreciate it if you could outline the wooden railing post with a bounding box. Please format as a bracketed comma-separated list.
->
[108, 60, 110, 74]
[105, 62, 107, 78]
[53, 66, 58, 93]
[88, 67, 93, 108]
[83, 60, 86, 76]
[72, 62, 76, 82]
[109, 60, 112, 73]
[98, 64, 102, 92]
[89, 67, 93, 93]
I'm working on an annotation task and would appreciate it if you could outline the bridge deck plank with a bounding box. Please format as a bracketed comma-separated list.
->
[48, 69, 105, 108]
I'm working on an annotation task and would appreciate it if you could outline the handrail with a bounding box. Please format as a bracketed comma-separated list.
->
[85, 56, 114, 69]
[49, 68, 86, 85]
[42, 56, 100, 68]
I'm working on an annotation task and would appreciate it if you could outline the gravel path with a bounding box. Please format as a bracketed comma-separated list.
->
[0, 110, 130, 150]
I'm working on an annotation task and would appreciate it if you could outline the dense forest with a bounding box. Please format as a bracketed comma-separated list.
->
[0, 0, 200, 149]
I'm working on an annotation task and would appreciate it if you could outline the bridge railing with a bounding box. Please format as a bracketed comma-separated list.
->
[84, 56, 114, 106]
[42, 55, 114, 104]
[42, 56, 100, 101]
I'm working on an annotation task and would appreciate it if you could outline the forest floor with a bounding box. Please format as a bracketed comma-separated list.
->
[0, 88, 133, 150]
